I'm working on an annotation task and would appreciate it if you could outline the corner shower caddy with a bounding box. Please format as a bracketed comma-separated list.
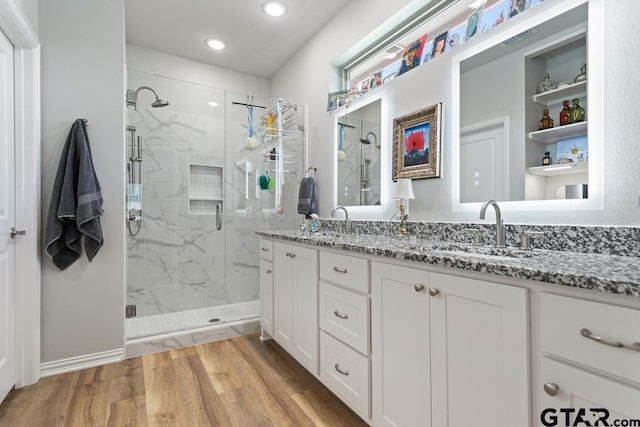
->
[259, 98, 308, 213]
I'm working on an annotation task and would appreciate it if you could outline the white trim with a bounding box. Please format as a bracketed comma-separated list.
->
[0, 0, 40, 387]
[40, 349, 124, 378]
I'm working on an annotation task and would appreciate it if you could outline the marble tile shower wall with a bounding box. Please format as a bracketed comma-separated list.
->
[127, 106, 305, 318]
[320, 219, 640, 257]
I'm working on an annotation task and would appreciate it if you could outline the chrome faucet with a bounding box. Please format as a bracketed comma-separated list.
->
[331, 206, 352, 234]
[479, 200, 506, 247]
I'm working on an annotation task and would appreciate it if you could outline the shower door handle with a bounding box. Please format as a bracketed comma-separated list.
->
[216, 204, 222, 231]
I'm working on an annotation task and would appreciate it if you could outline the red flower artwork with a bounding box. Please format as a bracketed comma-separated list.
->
[405, 130, 425, 153]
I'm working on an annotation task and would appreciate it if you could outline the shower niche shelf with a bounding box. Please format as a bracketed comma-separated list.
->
[188, 163, 223, 215]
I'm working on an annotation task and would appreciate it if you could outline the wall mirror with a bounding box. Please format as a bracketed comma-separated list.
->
[335, 98, 382, 207]
[452, 0, 602, 211]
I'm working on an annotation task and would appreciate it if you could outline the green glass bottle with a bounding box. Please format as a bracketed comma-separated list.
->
[569, 98, 585, 123]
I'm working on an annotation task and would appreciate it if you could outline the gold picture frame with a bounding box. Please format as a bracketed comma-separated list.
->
[392, 103, 442, 180]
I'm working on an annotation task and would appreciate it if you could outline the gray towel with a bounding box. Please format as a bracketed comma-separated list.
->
[45, 119, 104, 270]
[297, 176, 318, 219]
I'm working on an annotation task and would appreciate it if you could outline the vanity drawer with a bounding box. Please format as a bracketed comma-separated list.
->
[540, 293, 640, 383]
[320, 331, 370, 418]
[320, 281, 370, 355]
[259, 238, 273, 262]
[320, 251, 369, 293]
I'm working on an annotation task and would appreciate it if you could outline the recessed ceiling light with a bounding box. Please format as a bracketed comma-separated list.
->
[208, 101, 219, 107]
[205, 38, 227, 50]
[263, 1, 287, 17]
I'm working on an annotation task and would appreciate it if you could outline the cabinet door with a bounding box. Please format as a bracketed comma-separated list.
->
[292, 245, 319, 374]
[540, 358, 640, 425]
[259, 259, 273, 337]
[430, 273, 529, 427]
[273, 243, 293, 352]
[372, 262, 431, 427]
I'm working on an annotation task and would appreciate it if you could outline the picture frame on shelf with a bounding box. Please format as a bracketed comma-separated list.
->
[431, 31, 449, 59]
[392, 103, 442, 180]
[465, 5, 484, 41]
[398, 35, 427, 76]
[508, 0, 529, 18]
[327, 90, 348, 112]
[479, 0, 509, 34]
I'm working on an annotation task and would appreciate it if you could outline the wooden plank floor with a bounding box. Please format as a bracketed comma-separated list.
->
[0, 334, 368, 427]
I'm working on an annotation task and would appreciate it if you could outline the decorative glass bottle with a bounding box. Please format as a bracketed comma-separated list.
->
[538, 109, 554, 130]
[538, 73, 558, 93]
[542, 151, 551, 166]
[574, 63, 587, 83]
[569, 98, 585, 123]
[559, 100, 571, 126]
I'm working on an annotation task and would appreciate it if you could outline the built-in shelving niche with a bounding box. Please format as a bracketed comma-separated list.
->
[188, 163, 223, 215]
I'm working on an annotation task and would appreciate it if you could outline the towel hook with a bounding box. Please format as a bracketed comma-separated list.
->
[306, 166, 317, 177]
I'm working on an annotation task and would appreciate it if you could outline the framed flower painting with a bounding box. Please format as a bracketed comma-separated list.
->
[392, 103, 442, 180]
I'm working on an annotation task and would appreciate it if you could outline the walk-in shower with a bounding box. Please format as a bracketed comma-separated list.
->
[124, 70, 306, 353]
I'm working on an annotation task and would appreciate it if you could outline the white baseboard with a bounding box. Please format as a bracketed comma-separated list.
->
[40, 348, 124, 378]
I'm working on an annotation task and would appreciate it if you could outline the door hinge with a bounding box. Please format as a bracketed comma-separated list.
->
[125, 304, 137, 318]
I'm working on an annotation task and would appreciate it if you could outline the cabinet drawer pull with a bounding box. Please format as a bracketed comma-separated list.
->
[543, 383, 559, 397]
[266, 269, 272, 274]
[414, 284, 425, 292]
[333, 266, 348, 274]
[334, 310, 349, 320]
[580, 328, 640, 352]
[334, 363, 349, 376]
[429, 288, 440, 297]
[261, 247, 270, 252]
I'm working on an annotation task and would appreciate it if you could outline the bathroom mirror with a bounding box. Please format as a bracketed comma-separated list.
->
[452, 0, 602, 211]
[335, 98, 382, 207]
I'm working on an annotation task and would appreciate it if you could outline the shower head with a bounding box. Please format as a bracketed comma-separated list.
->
[360, 131, 379, 148]
[151, 98, 169, 108]
[126, 85, 170, 111]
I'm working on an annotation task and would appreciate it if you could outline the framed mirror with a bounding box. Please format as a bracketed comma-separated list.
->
[451, 0, 603, 212]
[334, 97, 382, 207]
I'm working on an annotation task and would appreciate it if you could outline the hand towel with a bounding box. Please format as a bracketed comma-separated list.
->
[297, 176, 318, 219]
[45, 119, 104, 270]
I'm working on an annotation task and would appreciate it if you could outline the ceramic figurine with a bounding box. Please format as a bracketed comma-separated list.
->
[538, 109, 554, 130]
[559, 100, 571, 126]
[569, 98, 585, 123]
[574, 63, 587, 83]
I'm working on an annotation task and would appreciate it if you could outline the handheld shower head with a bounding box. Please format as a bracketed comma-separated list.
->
[126, 86, 170, 111]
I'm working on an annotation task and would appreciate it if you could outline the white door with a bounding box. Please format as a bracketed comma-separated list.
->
[0, 28, 16, 403]
[460, 120, 509, 203]
[291, 245, 318, 374]
[273, 243, 293, 352]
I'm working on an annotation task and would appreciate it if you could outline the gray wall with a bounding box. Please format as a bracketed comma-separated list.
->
[271, 0, 640, 226]
[39, 0, 126, 363]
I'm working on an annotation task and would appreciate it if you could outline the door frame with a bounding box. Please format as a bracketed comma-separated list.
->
[0, 0, 41, 387]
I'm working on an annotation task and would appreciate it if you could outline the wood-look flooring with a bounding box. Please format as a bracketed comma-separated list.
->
[0, 334, 368, 427]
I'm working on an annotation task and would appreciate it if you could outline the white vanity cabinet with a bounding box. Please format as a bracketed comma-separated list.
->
[371, 262, 530, 427]
[259, 239, 274, 338]
[538, 293, 640, 422]
[272, 241, 319, 374]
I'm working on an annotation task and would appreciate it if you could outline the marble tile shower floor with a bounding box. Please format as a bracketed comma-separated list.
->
[126, 300, 259, 339]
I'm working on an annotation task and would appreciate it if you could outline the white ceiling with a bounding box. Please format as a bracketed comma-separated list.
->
[125, 0, 351, 79]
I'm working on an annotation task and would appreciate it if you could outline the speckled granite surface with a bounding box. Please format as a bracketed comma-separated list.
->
[256, 227, 640, 298]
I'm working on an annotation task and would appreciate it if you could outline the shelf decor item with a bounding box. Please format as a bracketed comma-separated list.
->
[559, 100, 571, 126]
[574, 63, 587, 83]
[538, 109, 554, 130]
[392, 103, 442, 180]
[537, 73, 558, 93]
[569, 98, 585, 123]
[542, 151, 551, 166]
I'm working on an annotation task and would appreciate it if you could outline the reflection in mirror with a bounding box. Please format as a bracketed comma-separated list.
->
[458, 2, 589, 203]
[336, 99, 382, 206]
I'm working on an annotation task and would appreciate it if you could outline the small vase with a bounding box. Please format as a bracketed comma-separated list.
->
[559, 100, 571, 126]
[538, 109, 554, 130]
[569, 98, 585, 123]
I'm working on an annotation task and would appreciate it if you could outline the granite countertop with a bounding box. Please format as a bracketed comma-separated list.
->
[256, 230, 640, 298]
